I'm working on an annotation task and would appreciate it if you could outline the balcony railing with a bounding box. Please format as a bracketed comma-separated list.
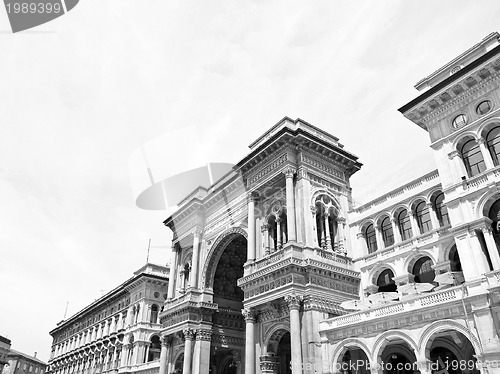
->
[320, 285, 464, 331]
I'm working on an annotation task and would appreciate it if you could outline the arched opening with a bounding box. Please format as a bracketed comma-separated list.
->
[459, 137, 485, 177]
[173, 353, 183, 374]
[427, 330, 479, 374]
[415, 201, 432, 234]
[339, 347, 370, 374]
[432, 192, 450, 227]
[365, 223, 377, 254]
[147, 335, 161, 362]
[396, 210, 412, 241]
[488, 198, 500, 255]
[276, 332, 291, 374]
[380, 216, 394, 248]
[449, 245, 462, 272]
[150, 304, 158, 324]
[379, 341, 416, 374]
[315, 194, 340, 251]
[412, 256, 435, 283]
[182, 263, 190, 292]
[210, 234, 247, 373]
[485, 125, 500, 166]
[267, 211, 288, 251]
[376, 269, 397, 293]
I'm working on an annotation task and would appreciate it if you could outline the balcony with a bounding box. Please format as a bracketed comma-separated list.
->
[320, 285, 465, 333]
[118, 361, 159, 374]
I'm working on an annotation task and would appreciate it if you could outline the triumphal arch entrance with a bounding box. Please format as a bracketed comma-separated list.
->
[158, 117, 362, 374]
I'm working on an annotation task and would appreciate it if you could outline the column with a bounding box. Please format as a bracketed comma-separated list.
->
[190, 229, 202, 289]
[179, 269, 186, 293]
[481, 227, 500, 269]
[374, 224, 384, 251]
[478, 137, 495, 169]
[143, 344, 150, 364]
[262, 224, 270, 256]
[192, 329, 212, 374]
[391, 218, 402, 243]
[285, 294, 303, 373]
[323, 213, 332, 250]
[120, 345, 129, 367]
[409, 210, 419, 238]
[284, 168, 297, 242]
[182, 329, 195, 374]
[159, 336, 171, 374]
[356, 232, 367, 256]
[276, 217, 282, 249]
[167, 244, 179, 299]
[337, 217, 346, 254]
[311, 206, 319, 247]
[247, 193, 257, 262]
[242, 309, 256, 374]
[427, 202, 439, 230]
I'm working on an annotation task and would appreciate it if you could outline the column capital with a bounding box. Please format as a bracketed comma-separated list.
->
[284, 293, 303, 310]
[276, 216, 283, 224]
[283, 167, 296, 179]
[182, 328, 195, 341]
[337, 217, 346, 224]
[356, 232, 365, 239]
[261, 224, 269, 232]
[171, 242, 180, 252]
[195, 329, 212, 341]
[310, 205, 317, 215]
[482, 226, 493, 235]
[241, 308, 257, 323]
[246, 191, 260, 202]
[192, 227, 203, 237]
[478, 137, 486, 145]
[426, 202, 434, 210]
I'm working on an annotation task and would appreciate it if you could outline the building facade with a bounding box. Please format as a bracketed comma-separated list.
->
[0, 336, 11, 373]
[2, 349, 47, 374]
[49, 33, 500, 374]
[47, 264, 169, 374]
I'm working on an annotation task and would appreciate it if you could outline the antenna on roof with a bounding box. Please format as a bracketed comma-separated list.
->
[146, 238, 151, 264]
[63, 301, 69, 320]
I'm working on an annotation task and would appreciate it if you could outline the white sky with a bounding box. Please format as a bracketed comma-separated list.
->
[1, 0, 500, 362]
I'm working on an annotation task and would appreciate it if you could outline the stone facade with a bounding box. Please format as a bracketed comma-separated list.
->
[2, 349, 47, 374]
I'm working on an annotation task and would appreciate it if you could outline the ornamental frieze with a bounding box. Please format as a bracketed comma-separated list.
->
[246, 153, 288, 187]
[211, 334, 245, 347]
[301, 153, 345, 182]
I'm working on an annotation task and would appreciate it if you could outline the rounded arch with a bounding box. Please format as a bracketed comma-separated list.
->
[427, 188, 443, 203]
[369, 264, 397, 286]
[418, 320, 483, 357]
[477, 190, 500, 220]
[374, 212, 391, 226]
[390, 204, 410, 219]
[331, 338, 372, 369]
[477, 117, 500, 138]
[452, 131, 480, 150]
[372, 330, 418, 363]
[179, 250, 192, 269]
[265, 198, 286, 218]
[404, 251, 436, 274]
[262, 323, 290, 355]
[201, 227, 248, 290]
[408, 196, 427, 211]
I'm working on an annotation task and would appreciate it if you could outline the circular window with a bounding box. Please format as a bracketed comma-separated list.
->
[451, 114, 467, 129]
[153, 291, 160, 298]
[476, 100, 492, 115]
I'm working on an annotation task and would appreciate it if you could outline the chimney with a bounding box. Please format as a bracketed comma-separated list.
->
[34, 352, 37, 358]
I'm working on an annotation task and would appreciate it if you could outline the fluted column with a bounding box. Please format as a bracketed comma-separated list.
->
[409, 210, 419, 238]
[242, 308, 256, 374]
[337, 217, 346, 253]
[323, 213, 332, 250]
[247, 193, 257, 261]
[285, 294, 303, 373]
[391, 218, 402, 242]
[182, 329, 195, 374]
[190, 229, 202, 289]
[284, 168, 297, 242]
[167, 244, 179, 299]
[262, 224, 270, 256]
[478, 137, 495, 169]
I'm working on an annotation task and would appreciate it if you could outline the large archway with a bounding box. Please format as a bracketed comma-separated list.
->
[378, 340, 417, 374]
[339, 347, 370, 374]
[209, 234, 247, 374]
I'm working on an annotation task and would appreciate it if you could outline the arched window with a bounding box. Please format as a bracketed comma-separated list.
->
[315, 195, 338, 251]
[150, 304, 158, 324]
[461, 139, 486, 177]
[412, 256, 435, 283]
[486, 127, 500, 166]
[147, 335, 161, 362]
[449, 245, 462, 272]
[376, 269, 396, 292]
[267, 211, 287, 251]
[182, 263, 190, 291]
[433, 193, 449, 227]
[415, 201, 432, 234]
[365, 224, 377, 253]
[380, 217, 394, 247]
[397, 210, 412, 241]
